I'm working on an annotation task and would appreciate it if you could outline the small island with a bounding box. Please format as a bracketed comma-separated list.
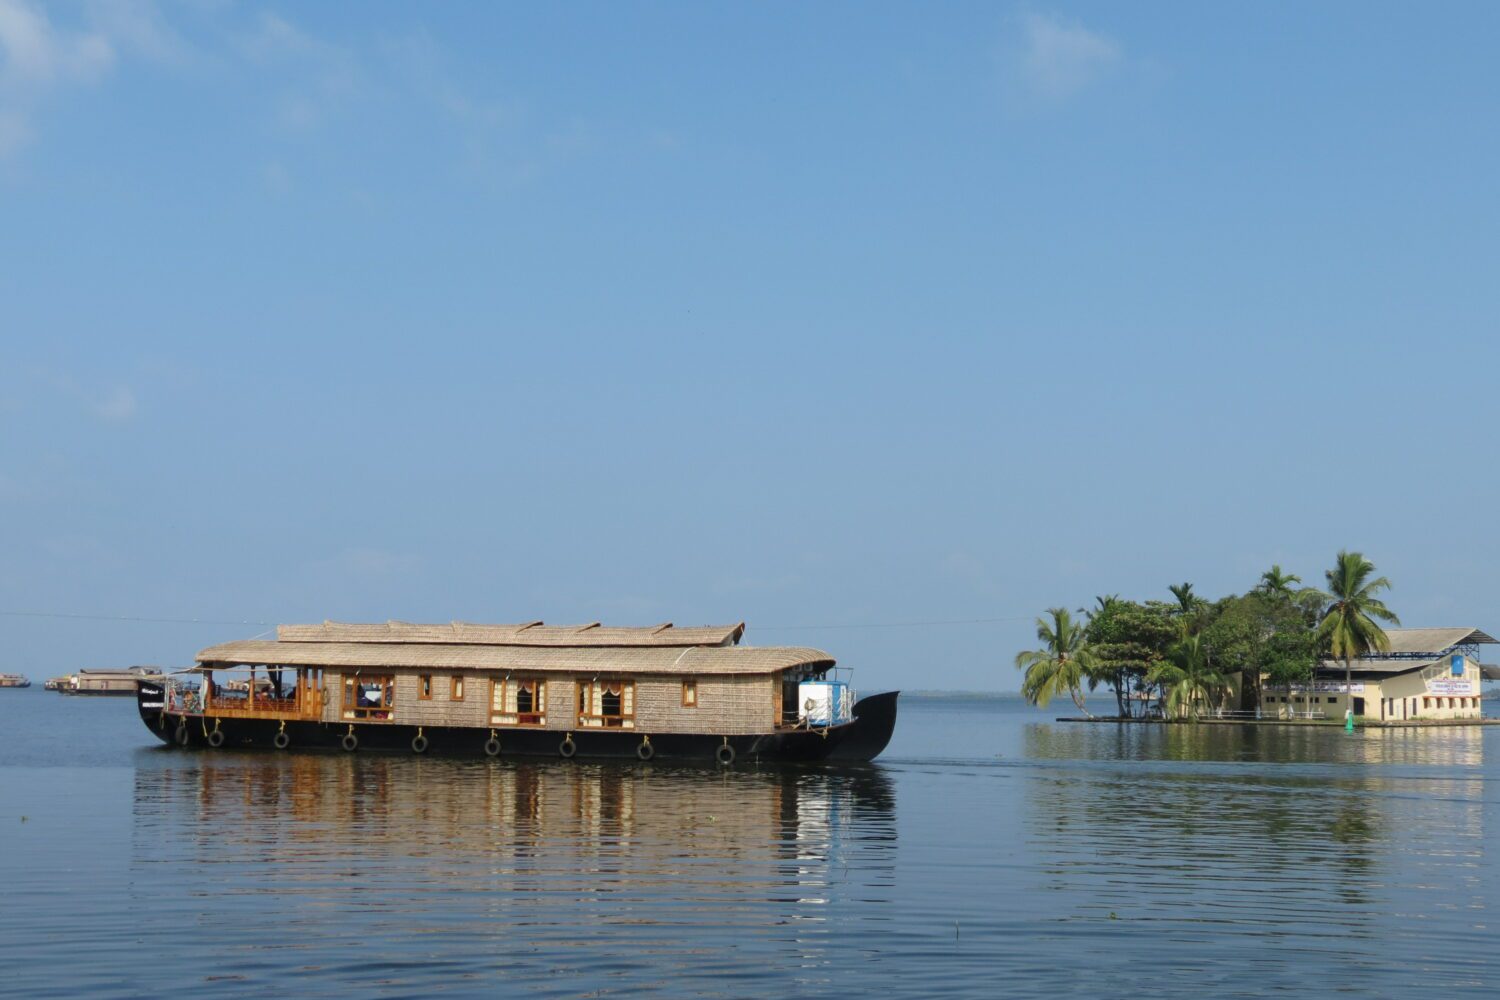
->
[1014, 550, 1493, 726]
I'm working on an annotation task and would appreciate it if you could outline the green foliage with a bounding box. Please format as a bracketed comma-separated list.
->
[1087, 600, 1176, 672]
[1199, 594, 1267, 676]
[1200, 591, 1320, 707]
[1262, 623, 1320, 687]
[1317, 550, 1399, 718]
[1013, 553, 1399, 720]
[1084, 600, 1176, 715]
[1317, 550, 1399, 663]
[1168, 582, 1207, 616]
[1146, 633, 1233, 719]
[1014, 607, 1098, 715]
[1255, 565, 1302, 597]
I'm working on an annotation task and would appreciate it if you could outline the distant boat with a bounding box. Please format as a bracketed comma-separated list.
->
[53, 666, 165, 696]
[0, 673, 31, 688]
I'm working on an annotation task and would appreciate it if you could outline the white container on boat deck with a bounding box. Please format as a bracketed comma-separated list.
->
[798, 681, 853, 726]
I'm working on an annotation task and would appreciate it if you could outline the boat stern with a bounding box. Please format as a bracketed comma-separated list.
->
[135, 678, 173, 745]
[824, 690, 899, 762]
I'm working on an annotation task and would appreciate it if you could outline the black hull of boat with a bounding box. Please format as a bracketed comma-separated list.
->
[136, 682, 900, 764]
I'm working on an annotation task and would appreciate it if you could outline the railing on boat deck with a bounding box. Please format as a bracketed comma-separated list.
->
[166, 680, 325, 720]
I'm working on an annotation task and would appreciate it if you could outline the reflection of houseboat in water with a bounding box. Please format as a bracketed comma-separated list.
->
[162, 757, 896, 847]
[137, 620, 899, 763]
[0, 674, 30, 688]
[52, 666, 164, 695]
[138, 757, 897, 930]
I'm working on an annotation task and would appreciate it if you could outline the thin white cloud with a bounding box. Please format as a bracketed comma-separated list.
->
[24, 368, 140, 422]
[1013, 11, 1121, 105]
[306, 547, 422, 583]
[0, 0, 112, 154]
[261, 158, 290, 194]
[0, 0, 188, 155]
[94, 386, 137, 422]
[0, 2, 574, 187]
[238, 10, 358, 133]
[0, 105, 26, 154]
[382, 28, 516, 130]
[84, 0, 190, 66]
[0, 0, 114, 88]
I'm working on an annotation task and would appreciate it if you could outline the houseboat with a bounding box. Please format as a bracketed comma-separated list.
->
[0, 674, 30, 688]
[54, 666, 164, 696]
[135, 620, 899, 764]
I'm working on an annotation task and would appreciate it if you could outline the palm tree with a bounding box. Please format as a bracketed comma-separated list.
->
[1317, 550, 1399, 726]
[1256, 565, 1302, 598]
[1015, 608, 1098, 717]
[1168, 582, 1204, 616]
[1146, 633, 1231, 720]
[1091, 594, 1122, 617]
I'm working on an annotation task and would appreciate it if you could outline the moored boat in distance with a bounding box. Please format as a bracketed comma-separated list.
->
[54, 666, 165, 696]
[136, 620, 899, 764]
[0, 673, 31, 688]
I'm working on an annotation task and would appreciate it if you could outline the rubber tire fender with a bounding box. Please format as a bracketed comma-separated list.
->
[207, 728, 225, 749]
[636, 740, 655, 762]
[273, 731, 291, 750]
[411, 734, 429, 754]
[341, 732, 359, 752]
[175, 723, 190, 747]
[715, 743, 736, 766]
[483, 737, 501, 758]
[559, 736, 577, 759]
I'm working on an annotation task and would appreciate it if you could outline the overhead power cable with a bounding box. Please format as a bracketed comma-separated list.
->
[0, 609, 1040, 632]
[756, 615, 1037, 631]
[0, 610, 275, 627]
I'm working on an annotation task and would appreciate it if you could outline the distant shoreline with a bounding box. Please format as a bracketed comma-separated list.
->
[1055, 715, 1500, 728]
[905, 690, 1024, 700]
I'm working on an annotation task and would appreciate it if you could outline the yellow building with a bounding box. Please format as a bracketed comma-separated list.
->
[1262, 627, 1495, 722]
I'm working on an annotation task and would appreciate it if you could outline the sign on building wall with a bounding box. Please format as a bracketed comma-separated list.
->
[1264, 681, 1365, 695]
[1427, 676, 1476, 696]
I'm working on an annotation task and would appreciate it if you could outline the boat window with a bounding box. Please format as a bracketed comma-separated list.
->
[682, 678, 697, 707]
[342, 674, 395, 721]
[419, 675, 433, 700]
[577, 680, 634, 729]
[451, 675, 465, 701]
[490, 678, 546, 726]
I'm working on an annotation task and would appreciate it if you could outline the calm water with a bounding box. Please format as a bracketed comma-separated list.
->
[2, 691, 1498, 998]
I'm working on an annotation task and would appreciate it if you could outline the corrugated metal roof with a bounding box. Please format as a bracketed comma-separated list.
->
[275, 620, 745, 648]
[1379, 628, 1497, 654]
[1316, 657, 1442, 678]
[197, 640, 831, 676]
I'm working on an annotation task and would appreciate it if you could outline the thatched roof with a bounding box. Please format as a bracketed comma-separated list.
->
[196, 640, 832, 676]
[276, 620, 745, 648]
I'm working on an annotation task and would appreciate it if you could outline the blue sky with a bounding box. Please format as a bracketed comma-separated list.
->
[2, 2, 1498, 692]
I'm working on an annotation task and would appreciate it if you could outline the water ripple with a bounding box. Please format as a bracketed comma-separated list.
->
[1, 694, 1498, 996]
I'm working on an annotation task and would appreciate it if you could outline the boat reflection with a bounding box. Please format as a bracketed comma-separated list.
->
[133, 756, 896, 917]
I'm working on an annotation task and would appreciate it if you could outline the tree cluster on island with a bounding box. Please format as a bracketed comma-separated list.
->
[1013, 551, 1399, 720]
